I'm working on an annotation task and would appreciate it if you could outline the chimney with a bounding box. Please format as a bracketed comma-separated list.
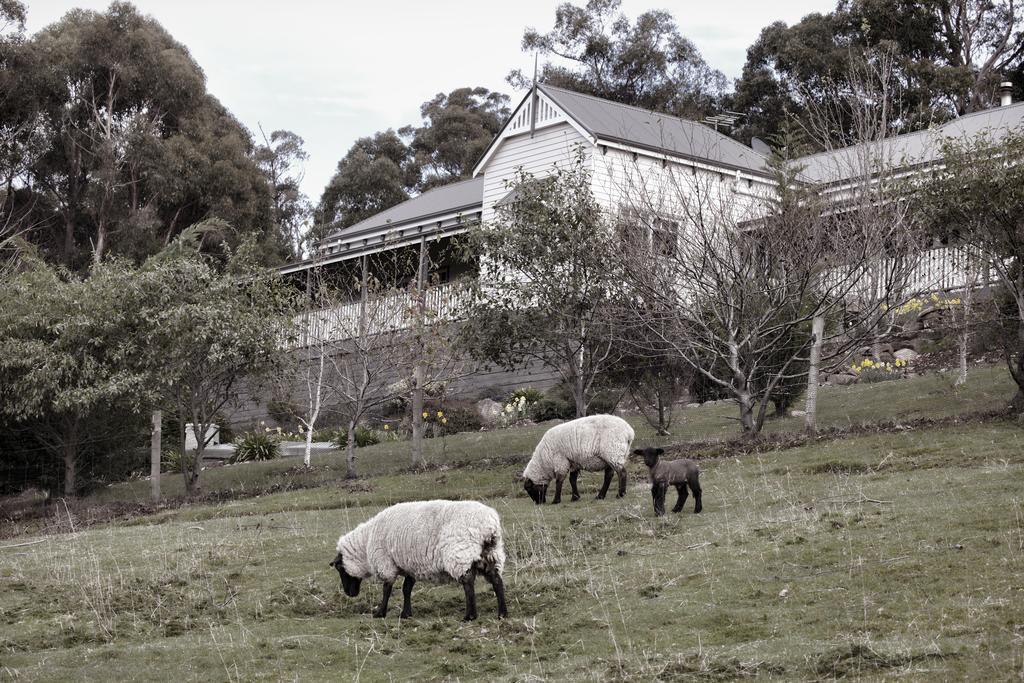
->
[1000, 81, 1014, 107]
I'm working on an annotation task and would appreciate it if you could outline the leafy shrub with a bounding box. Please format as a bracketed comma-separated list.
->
[530, 397, 574, 422]
[230, 431, 280, 463]
[330, 426, 381, 449]
[429, 404, 482, 436]
[507, 387, 544, 405]
[355, 426, 380, 447]
[161, 449, 184, 474]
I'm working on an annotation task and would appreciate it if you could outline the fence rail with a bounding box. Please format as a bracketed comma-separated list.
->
[291, 280, 472, 346]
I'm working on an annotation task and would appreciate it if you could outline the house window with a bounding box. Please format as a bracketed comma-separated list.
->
[616, 207, 680, 257]
[652, 217, 679, 257]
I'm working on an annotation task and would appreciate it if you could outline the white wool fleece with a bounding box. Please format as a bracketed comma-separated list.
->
[522, 414, 635, 484]
[336, 500, 505, 584]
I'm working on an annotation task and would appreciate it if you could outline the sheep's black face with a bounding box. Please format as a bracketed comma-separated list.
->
[329, 552, 361, 597]
[523, 479, 543, 505]
[634, 447, 664, 469]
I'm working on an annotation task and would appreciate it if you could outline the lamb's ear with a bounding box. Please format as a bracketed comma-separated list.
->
[654, 448, 664, 456]
[329, 552, 343, 568]
[632, 449, 644, 456]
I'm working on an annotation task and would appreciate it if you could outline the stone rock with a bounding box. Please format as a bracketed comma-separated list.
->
[475, 399, 502, 427]
[789, 409, 807, 417]
[830, 373, 859, 386]
[894, 348, 919, 363]
[685, 402, 702, 409]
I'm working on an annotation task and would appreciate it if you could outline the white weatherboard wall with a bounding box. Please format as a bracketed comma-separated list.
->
[480, 122, 590, 223]
[592, 147, 774, 228]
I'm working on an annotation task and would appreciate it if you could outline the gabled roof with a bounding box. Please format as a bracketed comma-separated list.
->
[324, 176, 483, 242]
[796, 101, 1024, 184]
[538, 84, 771, 176]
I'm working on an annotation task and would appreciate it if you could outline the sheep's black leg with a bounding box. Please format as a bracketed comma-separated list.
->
[461, 568, 478, 621]
[400, 576, 415, 619]
[616, 467, 627, 498]
[672, 484, 688, 513]
[596, 466, 613, 499]
[373, 580, 393, 618]
[652, 483, 666, 516]
[482, 565, 508, 618]
[552, 476, 564, 504]
[541, 483, 548, 504]
[569, 470, 580, 501]
[691, 477, 702, 514]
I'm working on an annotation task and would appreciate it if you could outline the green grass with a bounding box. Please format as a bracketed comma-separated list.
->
[84, 364, 1016, 508]
[2, 366, 1023, 681]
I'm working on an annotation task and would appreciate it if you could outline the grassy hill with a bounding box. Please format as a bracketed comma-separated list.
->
[1, 366, 1022, 680]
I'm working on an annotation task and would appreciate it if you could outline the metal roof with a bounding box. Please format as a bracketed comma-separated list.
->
[538, 84, 772, 176]
[796, 102, 1024, 183]
[324, 176, 484, 242]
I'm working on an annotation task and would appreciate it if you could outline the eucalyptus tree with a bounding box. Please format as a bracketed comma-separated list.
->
[732, 0, 1024, 145]
[401, 87, 510, 190]
[509, 0, 727, 120]
[256, 128, 311, 260]
[4, 3, 280, 270]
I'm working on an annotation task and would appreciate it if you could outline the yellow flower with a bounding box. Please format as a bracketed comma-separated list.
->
[383, 424, 390, 431]
[441, 418, 448, 425]
[881, 303, 889, 311]
[421, 411, 429, 419]
[436, 411, 444, 418]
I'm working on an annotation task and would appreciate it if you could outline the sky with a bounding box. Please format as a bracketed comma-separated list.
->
[25, 0, 835, 204]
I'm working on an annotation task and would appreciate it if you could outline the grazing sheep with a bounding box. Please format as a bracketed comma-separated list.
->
[523, 414, 634, 505]
[635, 447, 702, 516]
[329, 500, 507, 621]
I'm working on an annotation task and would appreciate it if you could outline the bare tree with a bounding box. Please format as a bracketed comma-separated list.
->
[798, 47, 931, 430]
[613, 75, 924, 436]
[301, 246, 468, 477]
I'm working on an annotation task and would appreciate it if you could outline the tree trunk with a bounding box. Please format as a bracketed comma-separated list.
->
[774, 400, 787, 419]
[303, 423, 316, 469]
[956, 332, 968, 387]
[150, 410, 161, 503]
[737, 387, 761, 436]
[411, 236, 428, 466]
[62, 435, 77, 497]
[303, 351, 324, 468]
[411, 376, 425, 468]
[574, 331, 587, 418]
[345, 420, 358, 479]
[656, 392, 670, 436]
[804, 315, 825, 432]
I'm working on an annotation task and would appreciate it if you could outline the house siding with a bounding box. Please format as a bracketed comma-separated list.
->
[480, 122, 591, 223]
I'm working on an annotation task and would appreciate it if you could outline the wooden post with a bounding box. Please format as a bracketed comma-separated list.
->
[150, 410, 161, 502]
[804, 315, 825, 432]
[411, 235, 428, 468]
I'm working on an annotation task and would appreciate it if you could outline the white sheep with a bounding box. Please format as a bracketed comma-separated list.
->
[329, 500, 507, 621]
[522, 414, 635, 504]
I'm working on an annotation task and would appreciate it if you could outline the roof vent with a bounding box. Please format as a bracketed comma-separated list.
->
[1000, 81, 1014, 107]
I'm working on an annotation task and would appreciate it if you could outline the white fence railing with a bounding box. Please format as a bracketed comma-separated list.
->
[822, 245, 998, 302]
[291, 280, 472, 346]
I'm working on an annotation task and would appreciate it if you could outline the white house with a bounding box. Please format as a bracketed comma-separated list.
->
[282, 82, 1024, 336]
